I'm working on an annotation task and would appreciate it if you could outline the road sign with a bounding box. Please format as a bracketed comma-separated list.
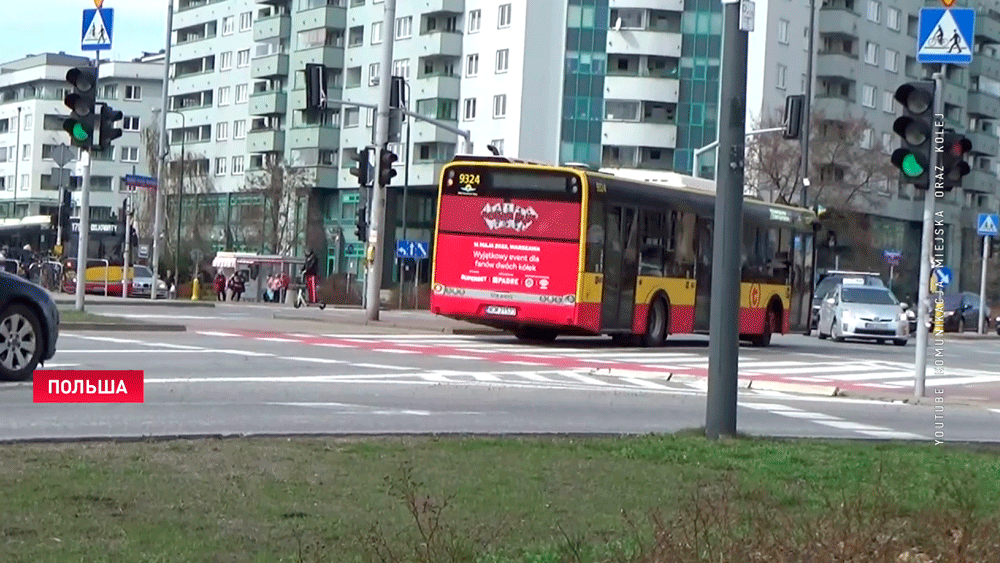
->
[977, 213, 999, 236]
[94, 0, 103, 7]
[917, 8, 975, 64]
[82, 8, 113, 51]
[395, 240, 429, 259]
[51, 167, 72, 189]
[138, 245, 149, 259]
[883, 250, 902, 265]
[51, 144, 75, 168]
[932, 266, 952, 291]
[124, 174, 157, 189]
[345, 243, 364, 258]
[190, 249, 204, 263]
[739, 0, 754, 32]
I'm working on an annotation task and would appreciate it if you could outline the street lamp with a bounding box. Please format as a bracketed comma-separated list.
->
[166, 110, 186, 291]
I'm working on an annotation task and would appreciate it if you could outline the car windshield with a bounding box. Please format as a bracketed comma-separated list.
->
[133, 266, 153, 278]
[841, 288, 898, 305]
[814, 274, 883, 297]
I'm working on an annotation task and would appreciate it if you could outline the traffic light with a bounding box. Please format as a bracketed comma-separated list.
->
[59, 189, 72, 242]
[782, 94, 805, 140]
[349, 147, 371, 187]
[96, 103, 124, 150]
[891, 81, 936, 187]
[62, 66, 98, 149]
[938, 132, 972, 191]
[378, 148, 398, 186]
[355, 206, 367, 242]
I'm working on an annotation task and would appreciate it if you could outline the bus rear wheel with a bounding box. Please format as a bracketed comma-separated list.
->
[749, 307, 775, 347]
[642, 297, 668, 347]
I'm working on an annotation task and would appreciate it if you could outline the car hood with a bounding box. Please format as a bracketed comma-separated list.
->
[840, 303, 902, 321]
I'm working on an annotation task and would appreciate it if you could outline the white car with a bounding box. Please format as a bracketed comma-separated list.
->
[129, 265, 168, 299]
[817, 282, 909, 346]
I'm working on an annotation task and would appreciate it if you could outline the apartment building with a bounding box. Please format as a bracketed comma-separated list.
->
[0, 52, 163, 225]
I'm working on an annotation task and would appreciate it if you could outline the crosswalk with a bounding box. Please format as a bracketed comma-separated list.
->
[190, 331, 999, 391]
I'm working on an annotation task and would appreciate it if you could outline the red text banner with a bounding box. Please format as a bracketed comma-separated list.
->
[435, 233, 579, 296]
[33, 370, 145, 403]
[437, 195, 581, 240]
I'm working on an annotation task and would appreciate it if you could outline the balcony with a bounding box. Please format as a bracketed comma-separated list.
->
[250, 91, 287, 115]
[976, 15, 1000, 44]
[970, 55, 1000, 83]
[416, 32, 463, 57]
[601, 122, 677, 149]
[968, 91, 1000, 119]
[964, 169, 998, 194]
[302, 166, 338, 189]
[607, 30, 681, 58]
[251, 53, 289, 79]
[287, 126, 340, 150]
[813, 96, 854, 117]
[294, 5, 346, 30]
[412, 75, 460, 100]
[610, 0, 683, 9]
[253, 14, 290, 42]
[423, 0, 463, 12]
[815, 53, 860, 79]
[247, 129, 286, 153]
[412, 121, 461, 144]
[818, 13, 859, 37]
[967, 129, 999, 157]
[298, 46, 345, 69]
[605, 76, 679, 104]
[289, 86, 341, 111]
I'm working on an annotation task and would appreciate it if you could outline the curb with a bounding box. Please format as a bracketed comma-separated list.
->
[60, 322, 188, 332]
[54, 299, 215, 308]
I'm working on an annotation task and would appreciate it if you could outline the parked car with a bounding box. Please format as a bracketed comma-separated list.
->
[812, 270, 886, 328]
[933, 292, 992, 333]
[996, 314, 1000, 336]
[817, 280, 909, 346]
[0, 269, 59, 381]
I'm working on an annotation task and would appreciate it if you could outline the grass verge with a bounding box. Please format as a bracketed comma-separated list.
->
[57, 309, 135, 324]
[1, 434, 999, 562]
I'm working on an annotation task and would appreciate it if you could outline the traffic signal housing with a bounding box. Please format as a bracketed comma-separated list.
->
[62, 66, 98, 149]
[938, 133, 972, 191]
[378, 148, 398, 186]
[349, 147, 371, 187]
[355, 206, 367, 242]
[59, 189, 72, 242]
[890, 81, 936, 188]
[96, 103, 124, 150]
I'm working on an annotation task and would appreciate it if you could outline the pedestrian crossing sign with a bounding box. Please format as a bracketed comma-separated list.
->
[81, 8, 113, 52]
[917, 7, 974, 64]
[978, 213, 1000, 237]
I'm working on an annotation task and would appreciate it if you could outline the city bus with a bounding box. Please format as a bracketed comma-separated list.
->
[429, 156, 818, 347]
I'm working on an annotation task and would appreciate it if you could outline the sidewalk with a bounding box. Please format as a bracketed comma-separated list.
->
[50, 291, 215, 308]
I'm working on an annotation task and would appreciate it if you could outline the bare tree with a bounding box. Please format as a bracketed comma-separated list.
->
[242, 153, 311, 255]
[746, 109, 897, 212]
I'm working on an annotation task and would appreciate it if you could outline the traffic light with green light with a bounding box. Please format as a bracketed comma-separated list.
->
[938, 132, 972, 191]
[62, 66, 98, 149]
[890, 81, 935, 188]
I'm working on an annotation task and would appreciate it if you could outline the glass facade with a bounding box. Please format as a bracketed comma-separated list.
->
[675, 0, 722, 176]
[561, 0, 609, 167]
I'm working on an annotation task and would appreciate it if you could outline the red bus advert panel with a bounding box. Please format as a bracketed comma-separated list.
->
[437, 195, 581, 241]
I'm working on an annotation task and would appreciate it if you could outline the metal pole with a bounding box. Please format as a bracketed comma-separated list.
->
[174, 131, 184, 294]
[399, 81, 411, 311]
[889, 263, 894, 290]
[913, 71, 944, 399]
[74, 53, 101, 312]
[365, 0, 397, 321]
[13, 107, 21, 217]
[692, 128, 785, 179]
[151, 0, 173, 300]
[706, 0, 748, 440]
[979, 235, 989, 334]
[123, 193, 130, 300]
[800, 0, 815, 208]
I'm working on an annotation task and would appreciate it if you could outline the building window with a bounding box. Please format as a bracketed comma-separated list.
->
[882, 132, 892, 149]
[218, 86, 231, 105]
[232, 156, 245, 175]
[493, 94, 507, 118]
[239, 11, 252, 32]
[222, 16, 234, 35]
[217, 121, 229, 140]
[366, 108, 374, 127]
[495, 49, 509, 73]
[394, 16, 412, 39]
[344, 108, 360, 127]
[371, 21, 382, 44]
[865, 42, 879, 66]
[369, 62, 380, 86]
[235, 84, 248, 103]
[22, 114, 32, 131]
[216, 157, 227, 176]
[463, 97, 476, 120]
[860, 128, 873, 149]
[867, 0, 881, 23]
[882, 90, 894, 112]
[887, 7, 900, 31]
[498, 4, 512, 28]
[468, 9, 481, 33]
[234, 120, 246, 139]
[392, 58, 410, 80]
[237, 49, 250, 67]
[885, 49, 898, 72]
[466, 54, 479, 76]
[490, 139, 504, 154]
[121, 147, 139, 162]
[124, 85, 141, 100]
[862, 84, 876, 108]
[123, 116, 140, 131]
[22, 144, 30, 161]
[776, 64, 786, 89]
[220, 51, 233, 70]
[605, 100, 640, 121]
[777, 19, 789, 44]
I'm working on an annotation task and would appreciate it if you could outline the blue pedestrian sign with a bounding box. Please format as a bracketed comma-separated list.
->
[396, 240, 429, 259]
[933, 266, 953, 290]
[82, 8, 114, 51]
[883, 250, 901, 265]
[977, 213, 1000, 237]
[917, 8, 975, 65]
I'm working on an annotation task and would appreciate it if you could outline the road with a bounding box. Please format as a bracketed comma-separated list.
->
[0, 303, 996, 442]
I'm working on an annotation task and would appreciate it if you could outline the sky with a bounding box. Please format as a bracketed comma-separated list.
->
[2, 0, 167, 64]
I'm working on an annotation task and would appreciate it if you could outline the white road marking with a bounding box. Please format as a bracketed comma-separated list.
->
[440, 354, 482, 360]
[352, 363, 414, 370]
[255, 337, 299, 343]
[195, 331, 240, 338]
[281, 357, 347, 364]
[502, 360, 545, 366]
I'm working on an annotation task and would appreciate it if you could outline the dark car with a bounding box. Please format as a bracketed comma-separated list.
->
[812, 271, 887, 328]
[0, 270, 59, 381]
[934, 292, 991, 333]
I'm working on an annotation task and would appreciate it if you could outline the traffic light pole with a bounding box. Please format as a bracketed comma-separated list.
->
[912, 71, 944, 399]
[74, 53, 100, 312]
[980, 235, 989, 334]
[365, 0, 397, 322]
[706, 0, 748, 440]
[151, 0, 174, 300]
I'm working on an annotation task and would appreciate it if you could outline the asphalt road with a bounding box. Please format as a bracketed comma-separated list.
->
[1, 315, 997, 442]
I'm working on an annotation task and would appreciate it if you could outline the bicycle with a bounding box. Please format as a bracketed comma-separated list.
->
[293, 274, 326, 310]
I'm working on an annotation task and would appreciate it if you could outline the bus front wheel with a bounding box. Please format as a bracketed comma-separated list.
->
[642, 297, 668, 347]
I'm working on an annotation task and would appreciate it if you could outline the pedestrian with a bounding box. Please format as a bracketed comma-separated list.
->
[229, 271, 245, 302]
[214, 271, 227, 301]
[301, 249, 319, 304]
[165, 270, 176, 299]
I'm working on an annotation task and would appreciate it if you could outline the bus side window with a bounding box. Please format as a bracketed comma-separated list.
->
[675, 212, 697, 278]
[639, 209, 665, 276]
[586, 199, 605, 273]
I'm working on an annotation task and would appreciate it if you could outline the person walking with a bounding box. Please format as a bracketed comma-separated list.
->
[301, 249, 319, 304]
[214, 271, 227, 301]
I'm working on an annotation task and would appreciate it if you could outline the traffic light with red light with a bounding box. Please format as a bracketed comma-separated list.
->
[938, 133, 972, 191]
[349, 147, 372, 187]
[62, 66, 98, 149]
[890, 81, 935, 188]
[355, 206, 367, 242]
[378, 148, 398, 186]
[96, 103, 124, 150]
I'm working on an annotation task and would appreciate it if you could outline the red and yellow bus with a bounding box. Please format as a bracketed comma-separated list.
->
[429, 156, 818, 347]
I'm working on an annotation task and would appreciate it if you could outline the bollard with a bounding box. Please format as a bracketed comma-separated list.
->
[191, 278, 201, 301]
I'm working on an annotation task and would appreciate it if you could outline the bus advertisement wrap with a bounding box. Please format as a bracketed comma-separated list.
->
[436, 195, 581, 240]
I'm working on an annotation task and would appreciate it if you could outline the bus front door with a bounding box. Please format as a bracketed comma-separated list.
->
[693, 217, 713, 332]
[600, 206, 638, 331]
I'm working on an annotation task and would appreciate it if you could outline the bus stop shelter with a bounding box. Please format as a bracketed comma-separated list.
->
[211, 251, 304, 303]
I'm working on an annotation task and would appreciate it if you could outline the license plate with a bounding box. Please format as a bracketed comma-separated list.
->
[865, 322, 877, 329]
[485, 305, 516, 316]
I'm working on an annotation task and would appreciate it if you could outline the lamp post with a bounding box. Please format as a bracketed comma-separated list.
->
[167, 110, 185, 290]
